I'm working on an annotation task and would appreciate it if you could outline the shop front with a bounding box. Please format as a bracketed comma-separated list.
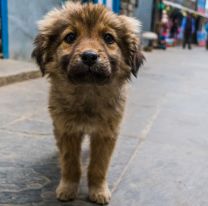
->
[206, 0, 208, 15]
[152, 0, 208, 48]
[196, 0, 207, 46]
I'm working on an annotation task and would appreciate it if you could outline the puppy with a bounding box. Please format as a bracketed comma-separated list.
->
[32, 2, 144, 204]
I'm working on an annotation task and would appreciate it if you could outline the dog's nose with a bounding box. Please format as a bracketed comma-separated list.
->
[81, 51, 98, 66]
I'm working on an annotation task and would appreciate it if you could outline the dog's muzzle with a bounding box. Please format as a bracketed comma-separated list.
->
[68, 51, 111, 84]
[68, 65, 111, 84]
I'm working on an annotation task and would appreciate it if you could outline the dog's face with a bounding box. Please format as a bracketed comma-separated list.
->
[32, 3, 144, 85]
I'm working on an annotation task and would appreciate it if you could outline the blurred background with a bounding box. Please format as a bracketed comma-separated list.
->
[0, 0, 207, 61]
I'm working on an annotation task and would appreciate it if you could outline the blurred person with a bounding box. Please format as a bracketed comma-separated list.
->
[170, 19, 179, 39]
[156, 10, 169, 50]
[161, 10, 169, 39]
[205, 21, 208, 50]
[155, 22, 167, 50]
[181, 13, 195, 49]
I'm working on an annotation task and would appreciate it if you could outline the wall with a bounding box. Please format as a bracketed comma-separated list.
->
[7, 0, 151, 61]
[8, 0, 63, 61]
[134, 0, 154, 32]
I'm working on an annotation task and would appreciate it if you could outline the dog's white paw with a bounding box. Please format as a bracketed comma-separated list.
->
[56, 180, 79, 202]
[89, 184, 111, 205]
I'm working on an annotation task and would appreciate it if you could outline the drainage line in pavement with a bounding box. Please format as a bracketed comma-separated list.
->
[111, 97, 167, 193]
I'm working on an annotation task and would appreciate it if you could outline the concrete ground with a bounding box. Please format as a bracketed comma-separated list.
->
[0, 59, 40, 87]
[0, 60, 37, 77]
[0, 47, 208, 206]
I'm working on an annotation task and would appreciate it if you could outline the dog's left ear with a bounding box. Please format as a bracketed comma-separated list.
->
[119, 16, 145, 77]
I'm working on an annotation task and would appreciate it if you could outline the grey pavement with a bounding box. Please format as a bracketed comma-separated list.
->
[0, 59, 40, 87]
[0, 60, 37, 77]
[0, 47, 208, 206]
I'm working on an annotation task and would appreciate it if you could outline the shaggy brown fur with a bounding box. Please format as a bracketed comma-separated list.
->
[32, 2, 144, 204]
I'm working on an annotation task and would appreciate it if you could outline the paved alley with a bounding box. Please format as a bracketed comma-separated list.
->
[0, 48, 208, 206]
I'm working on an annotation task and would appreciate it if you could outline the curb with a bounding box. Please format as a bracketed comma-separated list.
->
[0, 70, 41, 87]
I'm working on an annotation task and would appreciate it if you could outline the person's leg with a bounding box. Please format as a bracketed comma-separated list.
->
[183, 38, 186, 49]
[183, 32, 187, 49]
[188, 34, 192, 50]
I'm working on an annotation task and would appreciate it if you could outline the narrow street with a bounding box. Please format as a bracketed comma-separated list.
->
[0, 47, 208, 206]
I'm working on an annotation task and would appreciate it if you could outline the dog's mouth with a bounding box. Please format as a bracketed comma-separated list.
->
[67, 64, 112, 85]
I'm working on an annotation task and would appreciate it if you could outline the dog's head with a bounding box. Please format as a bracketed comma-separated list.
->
[32, 3, 144, 84]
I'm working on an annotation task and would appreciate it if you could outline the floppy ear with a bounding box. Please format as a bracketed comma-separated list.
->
[131, 49, 145, 77]
[31, 34, 48, 76]
[119, 15, 145, 77]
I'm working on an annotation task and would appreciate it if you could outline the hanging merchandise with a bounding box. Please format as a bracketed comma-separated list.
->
[157, 2, 166, 10]
[206, 0, 208, 15]
[197, 0, 206, 14]
[197, 30, 207, 46]
[164, 0, 197, 10]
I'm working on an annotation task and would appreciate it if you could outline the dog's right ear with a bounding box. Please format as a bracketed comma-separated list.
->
[32, 34, 48, 76]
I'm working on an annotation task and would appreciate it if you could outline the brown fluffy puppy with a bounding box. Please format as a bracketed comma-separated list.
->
[32, 2, 144, 205]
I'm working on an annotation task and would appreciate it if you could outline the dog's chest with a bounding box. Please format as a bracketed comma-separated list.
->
[50, 85, 127, 133]
[72, 94, 114, 118]
[78, 98, 99, 117]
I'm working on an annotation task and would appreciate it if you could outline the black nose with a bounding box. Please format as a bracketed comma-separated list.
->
[81, 51, 98, 66]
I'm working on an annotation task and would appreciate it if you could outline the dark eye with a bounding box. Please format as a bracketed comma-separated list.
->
[103, 33, 115, 44]
[64, 32, 76, 44]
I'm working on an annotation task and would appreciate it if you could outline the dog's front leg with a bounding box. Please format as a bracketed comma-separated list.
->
[88, 134, 117, 204]
[55, 130, 83, 202]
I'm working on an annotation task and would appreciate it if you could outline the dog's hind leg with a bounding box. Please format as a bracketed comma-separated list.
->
[55, 130, 83, 202]
[88, 134, 117, 204]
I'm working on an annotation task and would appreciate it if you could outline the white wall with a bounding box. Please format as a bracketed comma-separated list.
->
[8, 0, 62, 61]
[134, 0, 154, 32]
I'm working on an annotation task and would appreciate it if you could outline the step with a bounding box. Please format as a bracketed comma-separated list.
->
[0, 59, 41, 87]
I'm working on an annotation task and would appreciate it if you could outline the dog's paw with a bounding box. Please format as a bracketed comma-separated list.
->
[89, 184, 111, 205]
[56, 180, 79, 202]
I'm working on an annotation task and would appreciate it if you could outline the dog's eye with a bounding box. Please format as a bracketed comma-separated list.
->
[64, 33, 77, 44]
[103, 33, 115, 44]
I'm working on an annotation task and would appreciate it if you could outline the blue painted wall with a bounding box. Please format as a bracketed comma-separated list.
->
[1, 0, 9, 58]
